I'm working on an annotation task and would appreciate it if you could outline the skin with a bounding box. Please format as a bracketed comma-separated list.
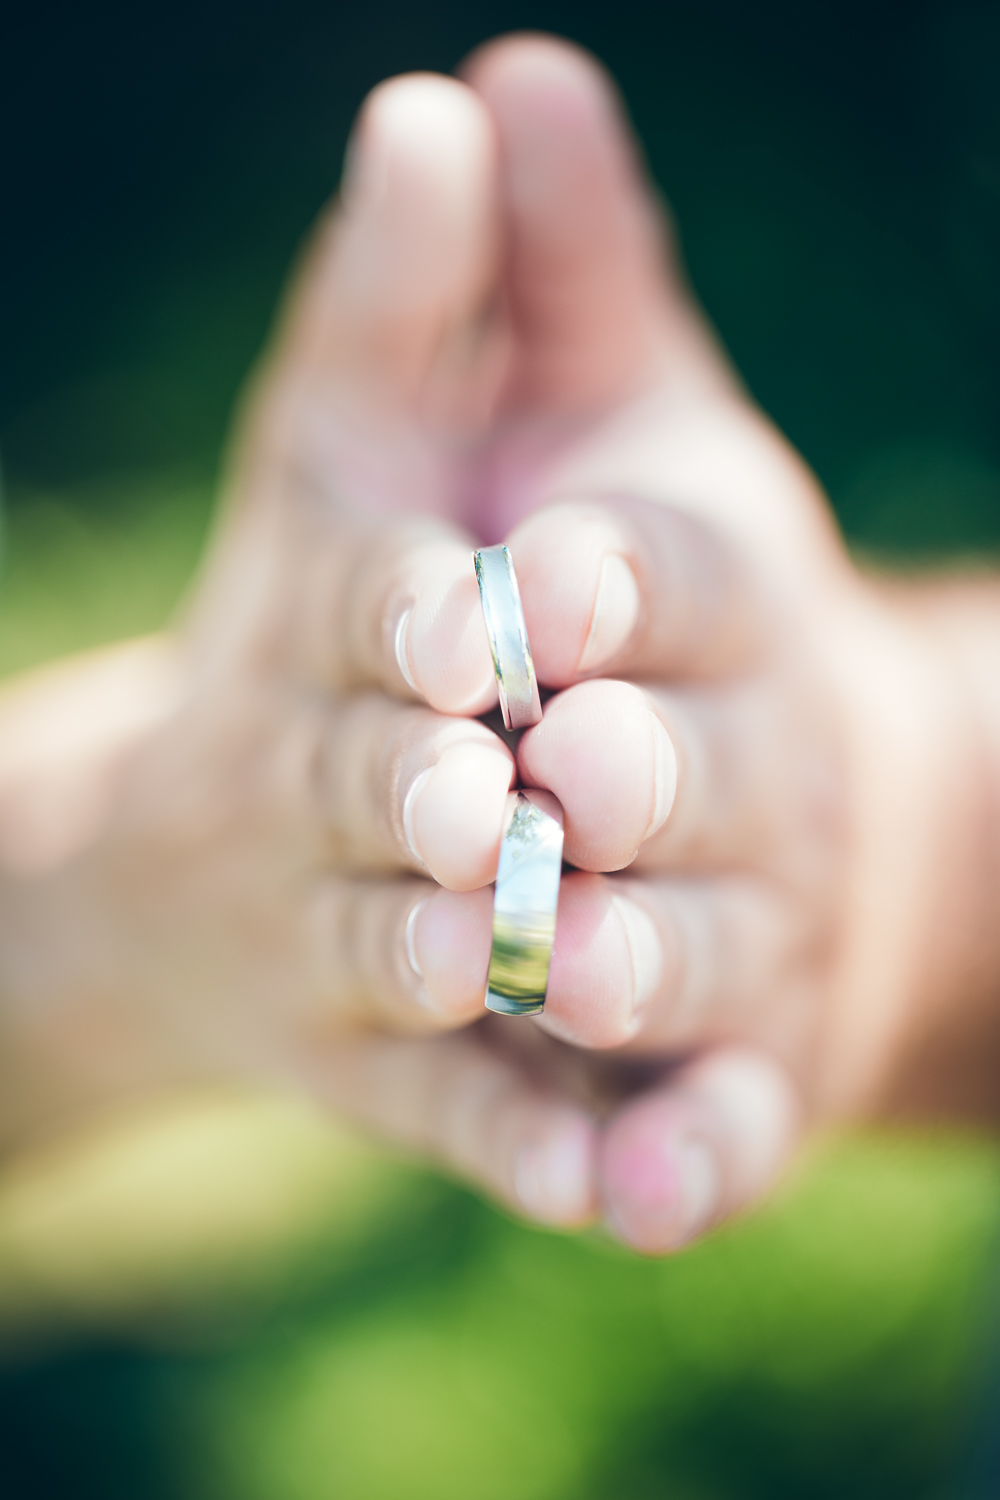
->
[3, 35, 1000, 1254]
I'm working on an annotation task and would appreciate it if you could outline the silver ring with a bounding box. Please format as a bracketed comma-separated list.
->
[473, 544, 543, 732]
[485, 790, 564, 1016]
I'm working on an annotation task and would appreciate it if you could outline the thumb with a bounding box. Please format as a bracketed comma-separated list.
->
[189, 76, 503, 666]
[281, 73, 502, 414]
[465, 33, 732, 412]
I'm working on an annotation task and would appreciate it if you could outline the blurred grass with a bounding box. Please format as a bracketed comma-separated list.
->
[2, 465, 1000, 1499]
[0, 474, 212, 679]
[190, 1132, 1000, 1500]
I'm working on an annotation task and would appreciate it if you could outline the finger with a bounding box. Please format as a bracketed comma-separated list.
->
[518, 669, 841, 875]
[278, 73, 501, 416]
[636, 684, 843, 878]
[208, 72, 503, 624]
[301, 1025, 599, 1227]
[517, 679, 677, 873]
[464, 34, 730, 411]
[195, 513, 499, 715]
[507, 496, 758, 689]
[194, 76, 506, 676]
[537, 872, 813, 1055]
[208, 503, 498, 713]
[209, 507, 499, 716]
[302, 516, 496, 714]
[282, 694, 514, 891]
[301, 877, 491, 1035]
[598, 1048, 802, 1253]
[607, 876, 815, 1055]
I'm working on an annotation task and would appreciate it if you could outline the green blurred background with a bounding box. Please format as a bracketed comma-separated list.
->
[3, 1, 1000, 1495]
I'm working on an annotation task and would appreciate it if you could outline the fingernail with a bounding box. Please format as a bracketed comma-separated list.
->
[402, 766, 434, 866]
[515, 1117, 594, 1225]
[612, 896, 663, 1024]
[675, 1136, 719, 1241]
[646, 713, 677, 839]
[577, 554, 640, 674]
[402, 898, 447, 1016]
[404, 899, 426, 978]
[402, 575, 498, 716]
[605, 1128, 719, 1251]
[394, 606, 418, 693]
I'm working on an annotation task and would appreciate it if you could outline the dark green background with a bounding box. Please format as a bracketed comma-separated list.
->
[3, 0, 999, 551]
[3, 2, 1000, 1497]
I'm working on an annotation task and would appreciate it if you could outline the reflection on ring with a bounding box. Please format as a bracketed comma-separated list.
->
[486, 791, 564, 1016]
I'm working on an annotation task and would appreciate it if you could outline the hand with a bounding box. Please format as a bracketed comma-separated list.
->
[4, 36, 999, 1261]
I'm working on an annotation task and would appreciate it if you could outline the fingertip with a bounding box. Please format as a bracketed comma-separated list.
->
[507, 504, 638, 686]
[464, 32, 604, 84]
[462, 34, 627, 162]
[688, 1050, 802, 1207]
[539, 872, 637, 1048]
[346, 71, 496, 236]
[611, 894, 664, 1025]
[405, 738, 514, 889]
[398, 554, 498, 715]
[599, 1097, 720, 1254]
[393, 606, 419, 692]
[518, 679, 671, 870]
[577, 552, 641, 674]
[299, 71, 499, 411]
[463, 32, 669, 408]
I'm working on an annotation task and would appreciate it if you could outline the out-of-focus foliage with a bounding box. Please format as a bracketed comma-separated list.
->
[0, 478, 210, 679]
[183, 1134, 1000, 1500]
[1, 1079, 999, 1498]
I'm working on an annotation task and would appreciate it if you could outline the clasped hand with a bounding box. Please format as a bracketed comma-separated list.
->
[3, 37, 996, 1255]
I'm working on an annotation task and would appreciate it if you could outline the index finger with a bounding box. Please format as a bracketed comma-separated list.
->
[507, 495, 761, 688]
[194, 501, 499, 715]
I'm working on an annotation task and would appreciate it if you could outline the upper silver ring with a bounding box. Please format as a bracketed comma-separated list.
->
[473, 544, 543, 732]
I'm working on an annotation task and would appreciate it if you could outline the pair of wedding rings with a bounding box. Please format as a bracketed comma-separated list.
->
[473, 545, 563, 1018]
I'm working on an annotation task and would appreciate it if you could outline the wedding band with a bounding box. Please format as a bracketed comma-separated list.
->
[474, 546, 562, 1015]
[485, 789, 564, 1016]
[473, 545, 543, 731]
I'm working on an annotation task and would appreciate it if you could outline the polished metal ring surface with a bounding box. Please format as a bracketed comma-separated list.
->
[485, 790, 564, 1016]
[473, 544, 543, 732]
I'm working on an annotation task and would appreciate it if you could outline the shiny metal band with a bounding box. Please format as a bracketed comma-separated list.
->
[485, 790, 564, 1017]
[473, 545, 543, 732]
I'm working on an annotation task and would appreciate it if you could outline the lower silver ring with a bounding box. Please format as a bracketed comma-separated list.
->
[485, 789, 564, 1017]
[473, 544, 543, 732]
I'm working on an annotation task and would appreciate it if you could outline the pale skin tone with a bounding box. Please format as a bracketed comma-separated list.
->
[3, 35, 1000, 1254]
